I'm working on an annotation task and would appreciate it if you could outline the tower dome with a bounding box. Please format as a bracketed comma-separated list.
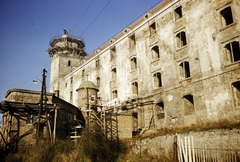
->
[76, 81, 99, 91]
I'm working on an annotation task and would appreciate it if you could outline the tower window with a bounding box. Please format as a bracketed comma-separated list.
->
[174, 6, 182, 20]
[111, 68, 117, 80]
[225, 41, 240, 63]
[132, 82, 138, 95]
[129, 34, 136, 48]
[130, 57, 137, 70]
[179, 61, 191, 79]
[183, 94, 194, 115]
[149, 22, 156, 35]
[68, 60, 71, 66]
[220, 6, 234, 27]
[151, 45, 160, 59]
[155, 102, 164, 119]
[153, 72, 162, 88]
[96, 77, 100, 87]
[232, 81, 240, 107]
[96, 59, 100, 68]
[176, 31, 187, 48]
[70, 91, 73, 102]
[82, 69, 85, 78]
[112, 90, 118, 99]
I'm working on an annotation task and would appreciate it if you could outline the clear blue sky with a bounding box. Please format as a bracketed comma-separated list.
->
[0, 0, 162, 102]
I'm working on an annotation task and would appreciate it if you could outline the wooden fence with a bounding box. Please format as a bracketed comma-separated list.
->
[177, 135, 239, 162]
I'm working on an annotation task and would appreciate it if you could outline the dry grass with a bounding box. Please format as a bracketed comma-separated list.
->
[136, 119, 240, 139]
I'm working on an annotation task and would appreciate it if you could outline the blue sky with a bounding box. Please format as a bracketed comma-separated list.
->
[0, 0, 162, 102]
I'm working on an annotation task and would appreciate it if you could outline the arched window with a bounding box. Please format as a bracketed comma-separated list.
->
[68, 60, 71, 66]
[151, 45, 160, 59]
[155, 102, 164, 119]
[153, 72, 162, 88]
[132, 82, 138, 95]
[130, 57, 137, 70]
[183, 94, 194, 115]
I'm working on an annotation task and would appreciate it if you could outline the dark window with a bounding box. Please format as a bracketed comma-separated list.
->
[68, 60, 71, 66]
[225, 41, 240, 63]
[220, 6, 234, 26]
[132, 82, 138, 95]
[183, 94, 194, 115]
[174, 6, 182, 20]
[180, 61, 191, 79]
[152, 45, 160, 59]
[129, 34, 136, 48]
[96, 59, 100, 68]
[96, 77, 100, 87]
[153, 72, 162, 88]
[111, 68, 117, 80]
[150, 22, 156, 35]
[131, 57, 137, 70]
[110, 46, 116, 60]
[155, 102, 164, 119]
[82, 69, 85, 78]
[112, 90, 118, 99]
[70, 91, 73, 101]
[176, 31, 187, 48]
[232, 81, 240, 107]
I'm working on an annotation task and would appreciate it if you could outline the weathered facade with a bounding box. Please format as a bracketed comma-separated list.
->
[47, 0, 240, 138]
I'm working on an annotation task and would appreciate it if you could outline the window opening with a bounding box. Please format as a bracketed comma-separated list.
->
[176, 31, 187, 48]
[152, 45, 160, 59]
[129, 34, 136, 48]
[70, 91, 72, 101]
[70, 77, 73, 84]
[150, 22, 156, 35]
[96, 77, 100, 87]
[111, 68, 117, 80]
[96, 59, 100, 68]
[112, 90, 118, 99]
[68, 60, 71, 66]
[232, 81, 240, 107]
[110, 46, 116, 60]
[132, 82, 138, 95]
[220, 6, 233, 26]
[82, 69, 85, 78]
[174, 6, 182, 20]
[155, 102, 164, 119]
[153, 72, 162, 88]
[180, 61, 191, 79]
[225, 41, 240, 63]
[131, 57, 137, 70]
[183, 94, 194, 115]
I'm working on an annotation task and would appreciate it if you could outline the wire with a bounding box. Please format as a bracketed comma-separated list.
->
[81, 0, 111, 37]
[72, 0, 95, 31]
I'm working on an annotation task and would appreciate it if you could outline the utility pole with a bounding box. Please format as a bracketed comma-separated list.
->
[36, 68, 47, 145]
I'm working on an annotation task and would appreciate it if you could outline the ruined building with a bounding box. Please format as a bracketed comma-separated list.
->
[47, 0, 240, 139]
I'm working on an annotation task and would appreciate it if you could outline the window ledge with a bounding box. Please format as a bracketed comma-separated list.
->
[151, 58, 160, 63]
[219, 22, 236, 31]
[176, 45, 188, 52]
[179, 77, 192, 85]
[225, 60, 240, 67]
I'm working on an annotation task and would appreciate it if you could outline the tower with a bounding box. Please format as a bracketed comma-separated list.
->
[47, 30, 87, 99]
